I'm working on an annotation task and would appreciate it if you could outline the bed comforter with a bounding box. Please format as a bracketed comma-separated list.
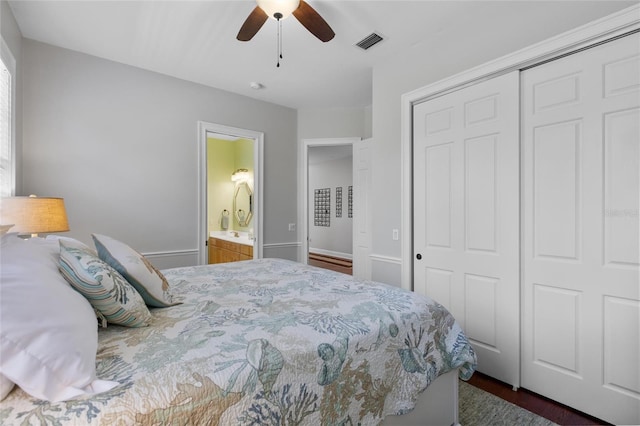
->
[0, 258, 476, 425]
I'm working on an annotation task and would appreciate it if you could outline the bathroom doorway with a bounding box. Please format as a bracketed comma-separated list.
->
[197, 121, 263, 265]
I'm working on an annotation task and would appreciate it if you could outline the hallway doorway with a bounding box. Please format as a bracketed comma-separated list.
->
[300, 137, 371, 279]
[307, 144, 354, 274]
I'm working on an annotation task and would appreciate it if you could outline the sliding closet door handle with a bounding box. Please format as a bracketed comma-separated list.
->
[416, 254, 422, 260]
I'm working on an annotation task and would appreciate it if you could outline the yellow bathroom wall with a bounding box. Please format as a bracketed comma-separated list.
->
[232, 138, 254, 231]
[207, 137, 254, 235]
[235, 138, 253, 173]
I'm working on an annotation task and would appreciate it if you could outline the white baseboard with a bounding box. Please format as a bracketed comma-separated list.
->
[143, 249, 199, 270]
[369, 254, 402, 265]
[145, 244, 303, 269]
[263, 242, 300, 262]
[263, 242, 301, 247]
[309, 247, 353, 260]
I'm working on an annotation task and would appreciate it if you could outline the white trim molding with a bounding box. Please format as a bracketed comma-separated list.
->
[143, 249, 199, 270]
[370, 253, 403, 288]
[263, 242, 301, 262]
[263, 242, 301, 249]
[400, 4, 640, 291]
[369, 254, 402, 265]
[309, 247, 353, 260]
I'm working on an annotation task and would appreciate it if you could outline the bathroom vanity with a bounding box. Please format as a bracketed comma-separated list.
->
[208, 233, 253, 264]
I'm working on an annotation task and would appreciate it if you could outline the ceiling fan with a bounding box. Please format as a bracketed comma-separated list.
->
[237, 0, 335, 43]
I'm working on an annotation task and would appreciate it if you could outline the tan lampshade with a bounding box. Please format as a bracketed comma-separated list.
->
[0, 196, 70, 235]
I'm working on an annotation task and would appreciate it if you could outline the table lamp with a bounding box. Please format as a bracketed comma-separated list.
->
[0, 195, 69, 237]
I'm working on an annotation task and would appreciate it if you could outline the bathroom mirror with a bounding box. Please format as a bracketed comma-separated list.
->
[233, 182, 253, 227]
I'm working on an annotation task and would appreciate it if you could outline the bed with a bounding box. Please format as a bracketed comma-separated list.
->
[0, 233, 476, 425]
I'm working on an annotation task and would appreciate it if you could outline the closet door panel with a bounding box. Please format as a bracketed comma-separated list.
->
[424, 143, 453, 249]
[533, 120, 582, 260]
[604, 108, 639, 267]
[522, 32, 640, 426]
[465, 134, 498, 253]
[604, 297, 640, 396]
[532, 284, 581, 375]
[413, 71, 520, 388]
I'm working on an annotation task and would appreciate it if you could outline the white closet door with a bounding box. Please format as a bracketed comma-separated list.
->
[413, 71, 520, 387]
[353, 138, 372, 280]
[522, 32, 640, 425]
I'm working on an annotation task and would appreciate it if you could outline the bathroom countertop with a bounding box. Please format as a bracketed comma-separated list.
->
[209, 231, 254, 247]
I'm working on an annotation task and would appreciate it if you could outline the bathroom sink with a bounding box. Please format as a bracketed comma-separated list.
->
[210, 231, 253, 246]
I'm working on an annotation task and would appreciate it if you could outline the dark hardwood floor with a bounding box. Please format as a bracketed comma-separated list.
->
[308, 252, 353, 275]
[467, 372, 610, 426]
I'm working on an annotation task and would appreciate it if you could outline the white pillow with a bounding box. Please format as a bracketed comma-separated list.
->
[0, 234, 118, 402]
[92, 234, 180, 307]
[0, 374, 14, 400]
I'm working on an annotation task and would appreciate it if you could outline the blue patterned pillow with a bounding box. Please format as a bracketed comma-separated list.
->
[92, 234, 180, 308]
[58, 240, 152, 327]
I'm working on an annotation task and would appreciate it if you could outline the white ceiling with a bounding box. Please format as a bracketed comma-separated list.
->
[8, 0, 637, 109]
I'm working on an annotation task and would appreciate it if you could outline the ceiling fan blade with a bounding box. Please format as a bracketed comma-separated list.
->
[292, 0, 335, 42]
[237, 6, 269, 41]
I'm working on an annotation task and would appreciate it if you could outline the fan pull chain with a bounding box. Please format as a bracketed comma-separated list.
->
[275, 12, 283, 68]
[279, 18, 283, 60]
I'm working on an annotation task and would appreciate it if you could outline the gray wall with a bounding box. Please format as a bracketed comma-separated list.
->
[21, 39, 298, 265]
[308, 151, 352, 256]
[298, 106, 371, 141]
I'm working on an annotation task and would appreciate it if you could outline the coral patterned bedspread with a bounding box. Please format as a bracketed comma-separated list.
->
[0, 258, 476, 425]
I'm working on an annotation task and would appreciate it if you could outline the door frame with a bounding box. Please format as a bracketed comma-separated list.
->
[197, 121, 264, 265]
[299, 137, 361, 264]
[399, 5, 639, 290]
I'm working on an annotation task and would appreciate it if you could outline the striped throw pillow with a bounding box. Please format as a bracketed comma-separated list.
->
[58, 240, 151, 327]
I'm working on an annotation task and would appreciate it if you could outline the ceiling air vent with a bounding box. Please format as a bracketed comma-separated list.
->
[356, 32, 384, 50]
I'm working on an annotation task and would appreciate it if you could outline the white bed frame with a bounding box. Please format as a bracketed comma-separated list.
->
[383, 369, 460, 426]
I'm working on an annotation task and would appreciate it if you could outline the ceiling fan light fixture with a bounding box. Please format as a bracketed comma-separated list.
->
[257, 0, 300, 20]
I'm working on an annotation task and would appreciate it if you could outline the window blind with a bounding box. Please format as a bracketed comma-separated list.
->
[0, 56, 12, 197]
